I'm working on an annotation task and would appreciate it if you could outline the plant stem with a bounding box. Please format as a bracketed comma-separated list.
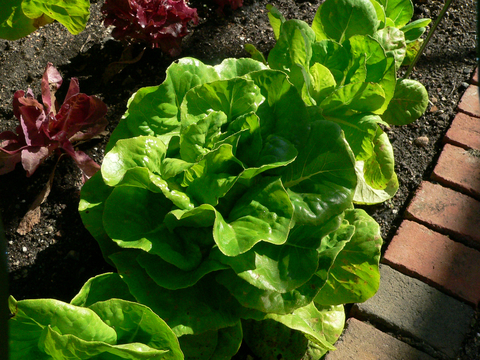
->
[403, 0, 455, 79]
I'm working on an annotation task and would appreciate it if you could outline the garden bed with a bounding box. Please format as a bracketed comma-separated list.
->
[1, 0, 477, 358]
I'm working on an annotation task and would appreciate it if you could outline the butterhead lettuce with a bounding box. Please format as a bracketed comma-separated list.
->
[79, 57, 382, 359]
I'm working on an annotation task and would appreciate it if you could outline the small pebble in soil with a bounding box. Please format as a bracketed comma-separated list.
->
[414, 136, 429, 148]
[22, 246, 27, 252]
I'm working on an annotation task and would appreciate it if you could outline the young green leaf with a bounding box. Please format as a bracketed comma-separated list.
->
[213, 177, 294, 256]
[354, 161, 399, 204]
[267, 20, 316, 92]
[22, 0, 90, 35]
[373, 27, 406, 71]
[376, 0, 414, 28]
[184, 144, 243, 206]
[265, 303, 345, 357]
[238, 136, 297, 181]
[362, 127, 396, 190]
[246, 70, 310, 148]
[311, 40, 350, 85]
[381, 78, 429, 125]
[103, 187, 173, 251]
[180, 111, 228, 163]
[244, 44, 268, 65]
[71, 272, 136, 307]
[102, 136, 194, 210]
[10, 295, 184, 360]
[282, 120, 357, 226]
[10, 297, 117, 344]
[401, 18, 431, 42]
[89, 299, 184, 360]
[181, 78, 264, 125]
[0, 0, 50, 40]
[314, 209, 382, 305]
[214, 57, 268, 80]
[216, 269, 325, 314]
[319, 0, 379, 43]
[375, 54, 398, 114]
[351, 125, 399, 203]
[215, 240, 320, 293]
[308, 63, 337, 104]
[320, 82, 386, 117]
[369, 0, 387, 28]
[345, 35, 388, 83]
[107, 58, 220, 151]
[102, 136, 166, 186]
[311, 4, 328, 42]
[40, 327, 172, 359]
[266, 4, 286, 40]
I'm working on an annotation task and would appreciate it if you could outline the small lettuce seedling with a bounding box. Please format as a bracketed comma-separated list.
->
[0, 0, 90, 40]
[101, 0, 199, 57]
[0, 63, 108, 181]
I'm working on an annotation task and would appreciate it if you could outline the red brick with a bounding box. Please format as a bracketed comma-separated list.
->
[457, 85, 480, 118]
[324, 318, 434, 360]
[383, 220, 480, 306]
[444, 112, 480, 151]
[431, 143, 480, 200]
[406, 181, 480, 249]
[472, 68, 479, 85]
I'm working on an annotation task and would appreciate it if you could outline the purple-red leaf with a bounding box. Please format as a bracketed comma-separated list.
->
[64, 78, 81, 103]
[48, 93, 108, 142]
[41, 63, 63, 115]
[18, 103, 48, 147]
[21, 146, 54, 176]
[62, 141, 101, 181]
[102, 0, 199, 56]
[0, 147, 22, 176]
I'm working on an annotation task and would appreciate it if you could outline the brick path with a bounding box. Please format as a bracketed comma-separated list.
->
[325, 69, 480, 360]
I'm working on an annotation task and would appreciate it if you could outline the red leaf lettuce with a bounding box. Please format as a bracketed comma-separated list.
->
[102, 0, 199, 56]
[0, 63, 108, 181]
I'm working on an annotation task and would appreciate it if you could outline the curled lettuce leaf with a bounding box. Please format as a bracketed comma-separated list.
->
[0, 0, 89, 40]
[9, 295, 183, 360]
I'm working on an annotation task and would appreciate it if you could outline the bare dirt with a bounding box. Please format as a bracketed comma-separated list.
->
[0, 0, 478, 358]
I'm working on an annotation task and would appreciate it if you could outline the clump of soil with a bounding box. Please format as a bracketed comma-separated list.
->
[1, 0, 478, 358]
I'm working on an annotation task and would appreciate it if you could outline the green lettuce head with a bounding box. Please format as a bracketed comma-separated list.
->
[79, 57, 383, 359]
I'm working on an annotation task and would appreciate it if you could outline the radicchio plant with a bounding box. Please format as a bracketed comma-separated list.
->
[0, 63, 108, 181]
[102, 0, 199, 57]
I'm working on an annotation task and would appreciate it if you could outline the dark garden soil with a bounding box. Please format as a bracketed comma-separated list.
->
[0, 0, 478, 358]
